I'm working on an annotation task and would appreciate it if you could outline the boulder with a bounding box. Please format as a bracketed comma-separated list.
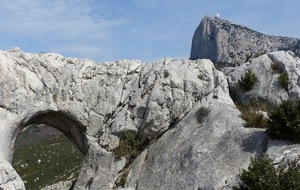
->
[228, 51, 300, 107]
[0, 160, 25, 190]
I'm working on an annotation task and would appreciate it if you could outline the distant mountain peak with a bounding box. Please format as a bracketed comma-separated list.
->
[190, 16, 300, 67]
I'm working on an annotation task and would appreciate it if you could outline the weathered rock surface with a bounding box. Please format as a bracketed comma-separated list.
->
[0, 160, 25, 190]
[125, 79, 267, 190]
[40, 179, 75, 190]
[267, 140, 300, 165]
[1, 47, 300, 190]
[228, 51, 300, 107]
[190, 16, 300, 67]
[0, 49, 266, 189]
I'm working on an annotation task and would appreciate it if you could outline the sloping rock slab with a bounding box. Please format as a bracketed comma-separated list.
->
[126, 81, 268, 190]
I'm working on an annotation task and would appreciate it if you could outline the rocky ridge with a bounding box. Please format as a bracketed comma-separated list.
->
[0, 48, 267, 189]
[1, 16, 300, 190]
[190, 16, 300, 67]
[1, 47, 300, 190]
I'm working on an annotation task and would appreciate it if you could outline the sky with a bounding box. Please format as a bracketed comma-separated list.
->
[0, 0, 299, 63]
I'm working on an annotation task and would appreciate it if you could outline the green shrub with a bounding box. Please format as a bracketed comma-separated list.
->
[236, 97, 268, 128]
[239, 69, 258, 91]
[279, 72, 289, 91]
[119, 176, 127, 187]
[234, 154, 300, 189]
[113, 131, 142, 159]
[277, 158, 300, 189]
[266, 99, 300, 142]
[234, 154, 279, 189]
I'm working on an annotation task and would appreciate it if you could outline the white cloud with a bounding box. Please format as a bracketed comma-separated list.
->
[1, 0, 299, 63]
[1, 0, 127, 36]
[0, 0, 128, 61]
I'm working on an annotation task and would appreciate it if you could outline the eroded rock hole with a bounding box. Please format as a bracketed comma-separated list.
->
[12, 124, 84, 190]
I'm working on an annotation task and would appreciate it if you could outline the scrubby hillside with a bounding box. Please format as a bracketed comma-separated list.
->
[13, 125, 83, 190]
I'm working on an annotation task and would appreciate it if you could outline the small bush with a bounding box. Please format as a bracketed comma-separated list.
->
[234, 154, 279, 189]
[196, 107, 210, 124]
[277, 158, 300, 188]
[112, 131, 142, 159]
[279, 72, 289, 91]
[266, 99, 300, 142]
[115, 168, 129, 188]
[238, 69, 258, 91]
[119, 176, 127, 187]
[236, 97, 268, 128]
[271, 62, 280, 71]
[234, 154, 300, 189]
[240, 108, 268, 128]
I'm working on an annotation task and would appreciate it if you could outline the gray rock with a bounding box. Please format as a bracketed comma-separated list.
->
[0, 48, 299, 189]
[1, 48, 238, 189]
[125, 79, 268, 190]
[0, 160, 25, 190]
[74, 143, 126, 190]
[40, 180, 74, 190]
[267, 140, 300, 165]
[228, 51, 300, 107]
[190, 16, 300, 67]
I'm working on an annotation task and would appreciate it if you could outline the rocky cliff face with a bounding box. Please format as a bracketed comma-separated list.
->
[190, 16, 300, 67]
[0, 48, 267, 190]
[1, 17, 300, 190]
[1, 47, 300, 190]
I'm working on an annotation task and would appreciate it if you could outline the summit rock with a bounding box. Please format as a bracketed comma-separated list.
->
[190, 16, 300, 67]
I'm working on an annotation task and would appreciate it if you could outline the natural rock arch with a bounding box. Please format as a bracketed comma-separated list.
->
[11, 110, 87, 190]
[15, 110, 88, 156]
[0, 48, 145, 189]
[0, 48, 278, 190]
[2, 16, 300, 189]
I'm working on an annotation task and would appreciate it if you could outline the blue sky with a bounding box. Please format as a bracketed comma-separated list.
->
[0, 0, 299, 63]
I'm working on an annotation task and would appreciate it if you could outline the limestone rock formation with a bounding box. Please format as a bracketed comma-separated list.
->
[0, 160, 25, 190]
[125, 79, 267, 190]
[0, 48, 271, 189]
[1, 46, 300, 189]
[190, 16, 300, 67]
[228, 51, 300, 107]
[227, 50, 300, 180]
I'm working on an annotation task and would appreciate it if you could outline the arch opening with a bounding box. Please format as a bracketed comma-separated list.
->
[23, 111, 88, 155]
[12, 111, 89, 190]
